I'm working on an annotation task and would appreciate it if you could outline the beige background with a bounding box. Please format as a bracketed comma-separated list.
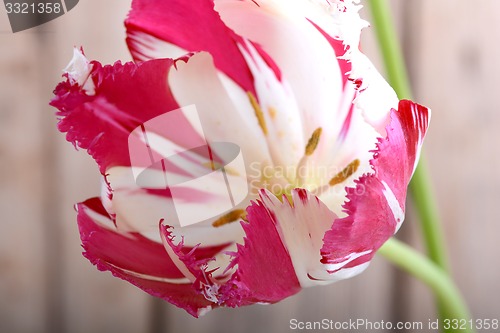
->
[1, 1, 499, 332]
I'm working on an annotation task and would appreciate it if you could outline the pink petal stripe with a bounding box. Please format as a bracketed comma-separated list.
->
[248, 41, 282, 82]
[308, 20, 351, 86]
[78, 197, 225, 317]
[160, 225, 225, 303]
[375, 100, 431, 203]
[78, 197, 187, 279]
[218, 198, 301, 307]
[125, 0, 255, 94]
[51, 58, 204, 173]
[321, 100, 430, 269]
[91, 260, 214, 317]
[159, 196, 301, 308]
[307, 21, 358, 141]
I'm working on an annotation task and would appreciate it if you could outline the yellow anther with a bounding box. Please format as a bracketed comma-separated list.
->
[248, 92, 268, 135]
[329, 159, 360, 186]
[305, 127, 323, 156]
[212, 209, 247, 228]
[268, 106, 277, 120]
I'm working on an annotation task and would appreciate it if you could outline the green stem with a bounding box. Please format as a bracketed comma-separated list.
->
[367, 0, 449, 271]
[368, 0, 412, 99]
[367, 0, 450, 276]
[367, 0, 471, 330]
[379, 239, 473, 333]
[409, 160, 449, 271]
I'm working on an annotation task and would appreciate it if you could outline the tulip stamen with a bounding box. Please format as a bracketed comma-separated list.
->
[305, 127, 322, 156]
[212, 209, 247, 228]
[329, 159, 360, 186]
[248, 92, 268, 135]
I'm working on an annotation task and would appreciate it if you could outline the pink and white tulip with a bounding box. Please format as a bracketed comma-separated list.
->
[51, 0, 430, 317]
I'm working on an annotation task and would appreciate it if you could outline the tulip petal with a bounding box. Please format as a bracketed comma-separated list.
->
[260, 189, 368, 286]
[215, 0, 345, 148]
[219, 197, 302, 306]
[168, 51, 273, 175]
[317, 104, 381, 218]
[321, 100, 430, 271]
[159, 195, 302, 308]
[51, 50, 204, 174]
[213, 0, 394, 181]
[77, 197, 227, 317]
[78, 198, 185, 279]
[236, 41, 306, 172]
[103, 165, 247, 247]
[125, 0, 255, 94]
[52, 0, 433, 317]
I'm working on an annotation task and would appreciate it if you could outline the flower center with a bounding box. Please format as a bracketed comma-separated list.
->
[328, 159, 360, 186]
[248, 124, 361, 203]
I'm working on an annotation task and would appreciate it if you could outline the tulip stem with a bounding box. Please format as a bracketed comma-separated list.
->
[367, 0, 448, 270]
[367, 0, 412, 99]
[408, 160, 449, 271]
[367, 0, 472, 330]
[378, 238, 473, 332]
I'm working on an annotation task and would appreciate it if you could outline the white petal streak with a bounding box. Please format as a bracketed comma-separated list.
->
[260, 190, 336, 287]
[381, 180, 404, 233]
[325, 261, 370, 281]
[168, 52, 272, 174]
[261, 189, 373, 284]
[324, 250, 372, 272]
[104, 166, 246, 247]
[127, 30, 188, 61]
[215, 0, 344, 145]
[317, 107, 380, 217]
[64, 48, 95, 94]
[159, 227, 198, 283]
[80, 201, 116, 231]
[238, 42, 304, 173]
[410, 102, 432, 176]
[110, 264, 192, 284]
[160, 228, 237, 283]
[349, 53, 399, 135]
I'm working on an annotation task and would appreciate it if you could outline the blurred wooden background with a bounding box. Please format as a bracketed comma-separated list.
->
[1, 1, 499, 332]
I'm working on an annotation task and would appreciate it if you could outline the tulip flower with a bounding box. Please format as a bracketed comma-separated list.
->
[51, 0, 430, 317]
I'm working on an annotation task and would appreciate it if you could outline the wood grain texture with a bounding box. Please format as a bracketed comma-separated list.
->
[0, 29, 47, 333]
[364, 0, 500, 325]
[0, 1, 499, 332]
[403, 0, 500, 323]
